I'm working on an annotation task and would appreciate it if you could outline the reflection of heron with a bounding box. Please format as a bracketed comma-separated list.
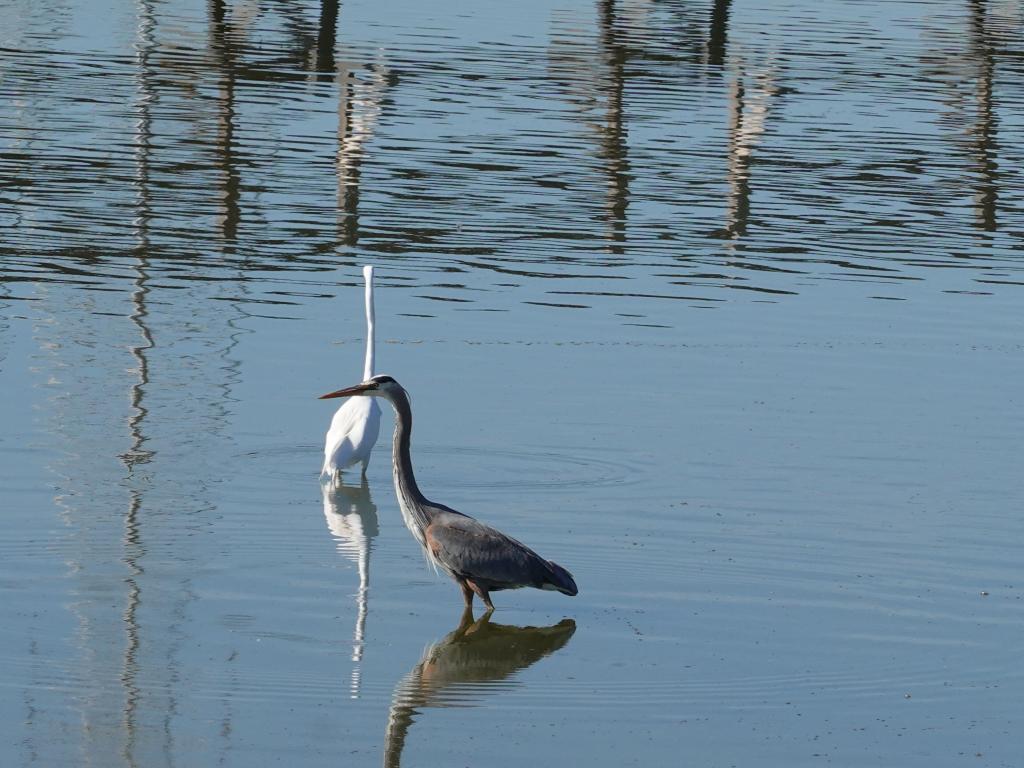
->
[322, 480, 380, 698]
[319, 376, 578, 610]
[384, 609, 576, 768]
[322, 266, 382, 485]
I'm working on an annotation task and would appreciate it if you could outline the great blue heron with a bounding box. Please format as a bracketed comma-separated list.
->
[321, 266, 382, 484]
[319, 375, 579, 610]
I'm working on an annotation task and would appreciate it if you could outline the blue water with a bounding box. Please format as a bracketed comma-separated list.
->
[2, 0, 1023, 766]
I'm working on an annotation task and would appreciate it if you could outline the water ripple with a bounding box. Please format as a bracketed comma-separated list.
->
[2, 0, 1021, 314]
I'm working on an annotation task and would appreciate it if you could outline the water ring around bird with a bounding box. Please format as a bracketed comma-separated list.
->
[236, 441, 649, 492]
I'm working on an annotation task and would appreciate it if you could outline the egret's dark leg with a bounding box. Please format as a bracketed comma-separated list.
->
[457, 578, 474, 607]
[466, 579, 494, 611]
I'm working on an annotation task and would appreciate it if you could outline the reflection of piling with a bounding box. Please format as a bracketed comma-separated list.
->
[723, 65, 776, 240]
[967, 0, 998, 232]
[337, 66, 361, 246]
[119, 491, 144, 768]
[725, 75, 750, 238]
[315, 0, 340, 79]
[336, 61, 392, 246]
[383, 610, 576, 768]
[120, 256, 151, 766]
[707, 0, 732, 67]
[208, 0, 241, 240]
[550, 1, 713, 256]
[597, 0, 630, 253]
[120, 2, 160, 759]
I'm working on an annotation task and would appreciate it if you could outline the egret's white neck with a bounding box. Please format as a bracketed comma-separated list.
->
[363, 266, 375, 380]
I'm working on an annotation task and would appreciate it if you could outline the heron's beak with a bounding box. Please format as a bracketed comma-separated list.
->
[319, 382, 375, 400]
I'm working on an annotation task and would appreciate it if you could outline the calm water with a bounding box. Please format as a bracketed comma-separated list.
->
[2, 0, 1023, 765]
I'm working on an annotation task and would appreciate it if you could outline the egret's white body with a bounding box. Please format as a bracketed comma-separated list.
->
[322, 266, 382, 484]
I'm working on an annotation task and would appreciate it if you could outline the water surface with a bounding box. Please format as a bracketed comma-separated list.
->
[2, 0, 1023, 766]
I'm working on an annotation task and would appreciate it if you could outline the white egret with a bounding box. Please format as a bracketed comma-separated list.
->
[321, 266, 382, 485]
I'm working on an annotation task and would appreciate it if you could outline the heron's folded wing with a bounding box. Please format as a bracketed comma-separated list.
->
[427, 517, 549, 587]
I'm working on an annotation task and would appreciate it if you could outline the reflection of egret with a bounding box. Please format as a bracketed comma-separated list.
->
[319, 376, 578, 610]
[322, 480, 380, 699]
[384, 609, 576, 768]
[322, 266, 382, 485]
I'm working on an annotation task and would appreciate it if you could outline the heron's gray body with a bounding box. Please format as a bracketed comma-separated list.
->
[322, 374, 578, 610]
[424, 509, 576, 594]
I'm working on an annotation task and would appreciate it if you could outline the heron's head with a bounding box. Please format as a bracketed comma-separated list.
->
[319, 374, 402, 401]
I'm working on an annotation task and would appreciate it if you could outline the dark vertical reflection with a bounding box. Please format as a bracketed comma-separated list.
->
[268, 0, 394, 247]
[315, 0, 340, 80]
[721, 66, 776, 241]
[724, 74, 751, 239]
[706, 0, 732, 67]
[128, 2, 157, 473]
[383, 610, 576, 768]
[21, 640, 40, 764]
[337, 65, 362, 246]
[967, 0, 998, 232]
[119, 491, 145, 768]
[121, 2, 158, 763]
[322, 480, 380, 698]
[596, 0, 630, 254]
[209, 0, 241, 240]
[336, 60, 393, 247]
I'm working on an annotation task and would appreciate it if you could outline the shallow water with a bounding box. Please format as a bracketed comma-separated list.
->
[2, 0, 1023, 766]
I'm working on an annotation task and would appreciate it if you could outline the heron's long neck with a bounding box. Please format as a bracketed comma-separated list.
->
[389, 389, 432, 541]
[363, 280, 375, 380]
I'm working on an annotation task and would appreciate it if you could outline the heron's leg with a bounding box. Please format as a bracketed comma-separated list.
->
[466, 579, 494, 611]
[456, 606, 476, 632]
[457, 578, 474, 607]
[360, 459, 369, 477]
